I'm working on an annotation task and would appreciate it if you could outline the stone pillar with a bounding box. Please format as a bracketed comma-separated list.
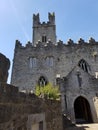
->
[56, 77, 66, 113]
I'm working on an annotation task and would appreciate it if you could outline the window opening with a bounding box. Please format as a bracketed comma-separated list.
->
[42, 36, 47, 42]
[64, 95, 67, 109]
[29, 57, 37, 68]
[46, 57, 53, 67]
[78, 59, 90, 73]
[38, 76, 48, 87]
[95, 72, 98, 78]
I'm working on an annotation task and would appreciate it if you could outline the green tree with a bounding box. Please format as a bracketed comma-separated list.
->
[35, 83, 60, 100]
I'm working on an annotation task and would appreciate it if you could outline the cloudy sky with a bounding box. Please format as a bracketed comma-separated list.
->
[0, 0, 98, 82]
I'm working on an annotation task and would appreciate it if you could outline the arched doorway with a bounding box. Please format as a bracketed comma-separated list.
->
[74, 96, 93, 124]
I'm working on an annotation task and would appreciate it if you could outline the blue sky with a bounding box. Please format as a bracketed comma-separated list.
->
[0, 0, 98, 83]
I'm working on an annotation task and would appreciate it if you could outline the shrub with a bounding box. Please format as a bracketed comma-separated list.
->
[35, 83, 60, 100]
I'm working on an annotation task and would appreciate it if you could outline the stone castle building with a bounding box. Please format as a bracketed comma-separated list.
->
[11, 13, 98, 124]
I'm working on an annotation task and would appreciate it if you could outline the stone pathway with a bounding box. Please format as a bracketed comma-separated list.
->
[76, 123, 98, 130]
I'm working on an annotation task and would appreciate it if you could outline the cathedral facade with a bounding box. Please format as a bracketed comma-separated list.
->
[11, 13, 98, 124]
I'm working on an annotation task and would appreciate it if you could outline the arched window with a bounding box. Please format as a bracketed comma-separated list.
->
[38, 76, 48, 87]
[29, 57, 37, 68]
[46, 56, 54, 67]
[78, 59, 90, 73]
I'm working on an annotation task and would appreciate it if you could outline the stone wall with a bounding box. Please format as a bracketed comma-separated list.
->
[45, 99, 63, 130]
[11, 39, 98, 91]
[0, 83, 63, 130]
[0, 53, 10, 83]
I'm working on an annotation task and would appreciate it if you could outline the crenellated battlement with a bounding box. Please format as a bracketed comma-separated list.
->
[33, 12, 55, 27]
[33, 13, 40, 26]
[48, 12, 55, 24]
[15, 37, 98, 50]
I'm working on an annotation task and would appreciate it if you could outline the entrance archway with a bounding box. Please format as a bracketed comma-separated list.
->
[74, 96, 93, 124]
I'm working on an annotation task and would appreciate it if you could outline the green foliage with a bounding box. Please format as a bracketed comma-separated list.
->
[35, 83, 60, 100]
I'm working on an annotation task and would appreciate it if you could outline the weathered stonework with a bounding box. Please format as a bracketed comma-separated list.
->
[0, 82, 62, 130]
[0, 53, 10, 83]
[33, 13, 56, 45]
[11, 39, 98, 91]
[58, 66, 98, 124]
[0, 53, 63, 130]
[11, 13, 98, 125]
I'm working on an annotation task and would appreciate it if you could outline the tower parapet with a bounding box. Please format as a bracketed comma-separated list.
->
[48, 12, 55, 25]
[33, 13, 40, 26]
[33, 13, 56, 45]
[33, 12, 55, 26]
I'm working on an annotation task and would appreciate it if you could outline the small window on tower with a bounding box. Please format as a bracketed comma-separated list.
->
[42, 36, 47, 42]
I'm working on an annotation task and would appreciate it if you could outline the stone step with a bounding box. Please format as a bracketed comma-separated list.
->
[65, 123, 98, 130]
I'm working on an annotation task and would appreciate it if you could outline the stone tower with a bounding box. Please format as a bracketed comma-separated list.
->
[33, 13, 56, 45]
